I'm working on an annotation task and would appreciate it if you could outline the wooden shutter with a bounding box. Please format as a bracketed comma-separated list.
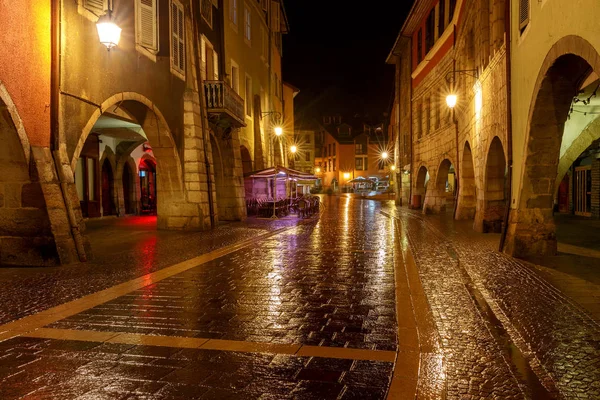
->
[519, 0, 529, 30]
[261, 0, 268, 11]
[200, 37, 207, 80]
[270, 1, 280, 33]
[171, 1, 185, 74]
[138, 0, 157, 50]
[84, 0, 107, 15]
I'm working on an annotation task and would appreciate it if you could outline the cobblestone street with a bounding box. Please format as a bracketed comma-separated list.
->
[1, 197, 599, 398]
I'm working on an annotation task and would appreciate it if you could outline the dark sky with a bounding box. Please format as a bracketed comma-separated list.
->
[282, 1, 414, 122]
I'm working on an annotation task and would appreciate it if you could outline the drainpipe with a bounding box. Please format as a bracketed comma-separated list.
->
[51, 0, 87, 262]
[452, 28, 461, 219]
[499, 0, 513, 252]
[191, 0, 215, 228]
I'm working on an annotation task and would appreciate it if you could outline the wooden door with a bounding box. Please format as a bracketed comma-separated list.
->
[575, 166, 592, 216]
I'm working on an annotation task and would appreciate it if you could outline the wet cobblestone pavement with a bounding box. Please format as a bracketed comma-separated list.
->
[0, 197, 403, 399]
[0, 216, 300, 325]
[2, 197, 599, 398]
[388, 206, 600, 399]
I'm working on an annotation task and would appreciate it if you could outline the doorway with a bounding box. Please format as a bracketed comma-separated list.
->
[101, 159, 115, 216]
[139, 159, 157, 215]
[574, 166, 592, 216]
[122, 162, 134, 214]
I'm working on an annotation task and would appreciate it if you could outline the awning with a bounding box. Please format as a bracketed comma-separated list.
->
[244, 165, 318, 180]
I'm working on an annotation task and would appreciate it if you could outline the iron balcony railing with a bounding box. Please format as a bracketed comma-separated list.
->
[204, 80, 246, 127]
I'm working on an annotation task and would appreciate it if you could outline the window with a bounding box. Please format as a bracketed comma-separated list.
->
[355, 158, 363, 171]
[201, 0, 212, 28]
[438, 0, 446, 37]
[426, 97, 431, 133]
[271, 1, 280, 32]
[426, 10, 435, 54]
[260, 26, 268, 60]
[305, 152, 311, 162]
[328, 144, 331, 157]
[245, 75, 252, 116]
[417, 30, 423, 64]
[83, 0, 107, 15]
[305, 134, 310, 144]
[519, 0, 529, 31]
[229, 0, 238, 25]
[136, 0, 158, 54]
[435, 95, 441, 129]
[244, 6, 251, 43]
[417, 103, 423, 138]
[333, 143, 336, 156]
[355, 143, 366, 155]
[231, 62, 240, 93]
[170, 0, 185, 78]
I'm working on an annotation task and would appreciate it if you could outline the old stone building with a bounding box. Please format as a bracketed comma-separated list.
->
[0, 0, 291, 266]
[389, 0, 600, 257]
[388, 0, 509, 233]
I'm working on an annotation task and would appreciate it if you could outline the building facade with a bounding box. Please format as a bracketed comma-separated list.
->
[389, 0, 509, 232]
[390, 0, 600, 257]
[0, 0, 292, 266]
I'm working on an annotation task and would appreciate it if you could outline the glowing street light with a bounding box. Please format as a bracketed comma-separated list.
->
[290, 145, 297, 154]
[96, 14, 122, 50]
[390, 165, 396, 171]
[274, 126, 283, 136]
[315, 167, 321, 173]
[381, 151, 389, 160]
[343, 172, 351, 180]
[446, 94, 458, 109]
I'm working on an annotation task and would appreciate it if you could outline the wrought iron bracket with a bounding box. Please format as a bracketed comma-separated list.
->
[445, 69, 479, 84]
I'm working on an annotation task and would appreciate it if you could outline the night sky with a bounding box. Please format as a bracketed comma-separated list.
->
[282, 1, 415, 123]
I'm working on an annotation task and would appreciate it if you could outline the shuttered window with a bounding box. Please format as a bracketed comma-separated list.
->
[229, 0, 238, 25]
[271, 1, 280, 33]
[213, 50, 219, 80]
[170, 0, 185, 76]
[244, 7, 251, 42]
[83, 0, 107, 16]
[201, 0, 213, 28]
[519, 0, 530, 31]
[136, 0, 158, 51]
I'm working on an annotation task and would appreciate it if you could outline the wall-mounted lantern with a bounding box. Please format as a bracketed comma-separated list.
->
[96, 5, 121, 50]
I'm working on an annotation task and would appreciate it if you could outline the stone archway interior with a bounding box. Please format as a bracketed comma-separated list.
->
[457, 142, 476, 220]
[414, 166, 428, 208]
[424, 159, 454, 213]
[507, 54, 593, 256]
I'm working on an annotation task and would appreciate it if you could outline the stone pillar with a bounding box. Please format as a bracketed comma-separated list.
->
[504, 208, 557, 257]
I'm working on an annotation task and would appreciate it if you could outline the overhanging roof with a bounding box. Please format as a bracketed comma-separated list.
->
[386, 0, 437, 63]
[245, 165, 317, 180]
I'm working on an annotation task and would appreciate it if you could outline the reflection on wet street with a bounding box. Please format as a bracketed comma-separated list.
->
[1, 196, 599, 398]
[0, 196, 405, 399]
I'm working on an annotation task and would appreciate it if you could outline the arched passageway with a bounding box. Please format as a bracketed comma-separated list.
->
[412, 166, 429, 209]
[456, 142, 476, 220]
[424, 159, 455, 214]
[476, 137, 507, 233]
[72, 95, 200, 232]
[506, 38, 600, 257]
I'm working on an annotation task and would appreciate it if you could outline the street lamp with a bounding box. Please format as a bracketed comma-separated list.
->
[390, 165, 396, 171]
[446, 94, 458, 109]
[274, 126, 283, 136]
[381, 151, 389, 160]
[96, 6, 121, 50]
[290, 145, 297, 154]
[315, 167, 321, 174]
[262, 111, 283, 167]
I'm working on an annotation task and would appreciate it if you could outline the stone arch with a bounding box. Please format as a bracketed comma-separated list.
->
[424, 158, 455, 214]
[240, 145, 253, 175]
[456, 141, 476, 220]
[0, 84, 59, 265]
[71, 93, 198, 230]
[413, 165, 429, 209]
[475, 137, 507, 233]
[507, 36, 600, 257]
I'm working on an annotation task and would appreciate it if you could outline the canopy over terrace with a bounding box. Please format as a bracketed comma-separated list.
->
[244, 165, 318, 199]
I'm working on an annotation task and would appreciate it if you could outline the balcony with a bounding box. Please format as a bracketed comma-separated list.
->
[204, 80, 246, 128]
